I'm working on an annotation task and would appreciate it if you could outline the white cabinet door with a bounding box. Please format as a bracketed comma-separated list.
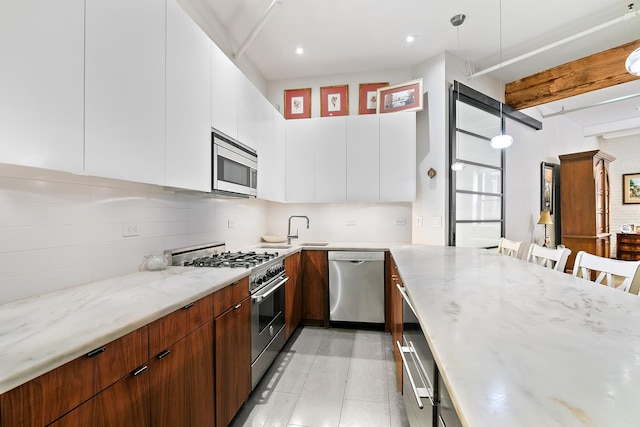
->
[314, 117, 347, 202]
[211, 43, 238, 139]
[166, 0, 212, 192]
[0, 0, 84, 174]
[285, 119, 315, 203]
[380, 112, 416, 202]
[237, 73, 261, 150]
[347, 115, 380, 201]
[85, 0, 166, 185]
[258, 110, 285, 202]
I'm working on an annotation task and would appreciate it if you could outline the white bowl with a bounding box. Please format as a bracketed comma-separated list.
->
[261, 235, 288, 243]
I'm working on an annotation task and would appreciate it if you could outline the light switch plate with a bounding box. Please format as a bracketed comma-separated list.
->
[431, 216, 442, 227]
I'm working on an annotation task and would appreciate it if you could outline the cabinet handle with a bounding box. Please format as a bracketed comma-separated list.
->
[232, 280, 240, 286]
[182, 302, 194, 309]
[132, 365, 148, 376]
[234, 303, 242, 309]
[86, 346, 106, 358]
[157, 349, 171, 359]
[438, 415, 447, 427]
[396, 340, 434, 408]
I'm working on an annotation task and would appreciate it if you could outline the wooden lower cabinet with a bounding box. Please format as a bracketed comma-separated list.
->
[214, 296, 251, 427]
[617, 233, 640, 260]
[149, 322, 215, 427]
[301, 250, 328, 327]
[285, 251, 302, 339]
[49, 369, 150, 427]
[388, 255, 403, 392]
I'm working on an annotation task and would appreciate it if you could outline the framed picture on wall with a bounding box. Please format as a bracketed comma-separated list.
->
[320, 85, 349, 117]
[376, 78, 423, 114]
[284, 88, 312, 119]
[623, 173, 640, 204]
[541, 162, 556, 213]
[358, 82, 388, 114]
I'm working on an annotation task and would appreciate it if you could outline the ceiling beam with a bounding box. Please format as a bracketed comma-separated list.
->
[505, 39, 640, 110]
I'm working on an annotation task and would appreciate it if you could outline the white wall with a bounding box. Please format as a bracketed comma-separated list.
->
[0, 164, 268, 304]
[598, 134, 640, 256]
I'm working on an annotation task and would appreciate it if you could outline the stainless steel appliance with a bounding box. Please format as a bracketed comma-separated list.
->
[397, 284, 437, 427]
[328, 251, 384, 324]
[212, 132, 257, 198]
[164, 242, 288, 389]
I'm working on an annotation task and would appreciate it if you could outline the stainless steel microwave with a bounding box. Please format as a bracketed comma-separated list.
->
[212, 132, 257, 197]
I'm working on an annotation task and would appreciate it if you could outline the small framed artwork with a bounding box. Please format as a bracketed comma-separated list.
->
[541, 162, 556, 213]
[358, 82, 388, 114]
[623, 173, 640, 204]
[320, 85, 349, 117]
[284, 88, 312, 119]
[376, 78, 423, 114]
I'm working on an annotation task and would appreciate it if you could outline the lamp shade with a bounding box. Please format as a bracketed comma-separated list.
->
[537, 210, 553, 225]
[626, 47, 640, 76]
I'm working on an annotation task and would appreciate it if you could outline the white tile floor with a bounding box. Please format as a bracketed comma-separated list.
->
[230, 327, 409, 427]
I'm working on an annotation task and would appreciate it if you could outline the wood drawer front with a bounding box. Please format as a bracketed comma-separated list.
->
[0, 326, 148, 427]
[620, 253, 640, 261]
[149, 293, 214, 356]
[619, 235, 640, 244]
[213, 277, 249, 318]
[619, 244, 640, 253]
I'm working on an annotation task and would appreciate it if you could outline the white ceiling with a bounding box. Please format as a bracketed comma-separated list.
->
[185, 0, 640, 132]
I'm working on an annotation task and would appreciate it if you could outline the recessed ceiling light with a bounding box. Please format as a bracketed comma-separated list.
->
[295, 47, 304, 55]
[405, 35, 417, 44]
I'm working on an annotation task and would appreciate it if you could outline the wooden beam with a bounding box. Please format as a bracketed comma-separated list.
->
[505, 39, 640, 110]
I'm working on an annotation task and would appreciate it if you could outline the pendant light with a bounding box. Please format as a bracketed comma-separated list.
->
[490, 0, 513, 149]
[450, 13, 466, 171]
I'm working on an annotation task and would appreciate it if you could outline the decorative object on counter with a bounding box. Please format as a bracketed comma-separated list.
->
[261, 235, 288, 243]
[358, 82, 388, 114]
[320, 85, 349, 117]
[540, 162, 556, 213]
[140, 254, 169, 271]
[572, 250, 640, 293]
[537, 210, 553, 247]
[622, 173, 640, 204]
[427, 167, 437, 179]
[284, 88, 311, 119]
[621, 224, 635, 233]
[376, 78, 423, 114]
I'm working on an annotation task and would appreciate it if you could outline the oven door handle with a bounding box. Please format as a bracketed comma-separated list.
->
[251, 276, 289, 303]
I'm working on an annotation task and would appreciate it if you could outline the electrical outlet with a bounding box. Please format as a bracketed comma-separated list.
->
[431, 216, 442, 228]
[345, 218, 356, 226]
[228, 220, 235, 228]
[395, 218, 406, 226]
[122, 223, 139, 237]
[417, 216, 424, 227]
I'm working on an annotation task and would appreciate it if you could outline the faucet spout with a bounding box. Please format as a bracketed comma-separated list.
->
[287, 215, 310, 244]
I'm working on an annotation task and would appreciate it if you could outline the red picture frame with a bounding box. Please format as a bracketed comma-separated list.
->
[377, 79, 423, 114]
[320, 85, 349, 117]
[284, 88, 311, 119]
[358, 82, 388, 114]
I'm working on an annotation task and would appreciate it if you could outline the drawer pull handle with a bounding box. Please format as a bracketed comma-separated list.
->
[157, 349, 171, 360]
[132, 365, 148, 376]
[234, 303, 242, 309]
[232, 280, 240, 286]
[86, 346, 106, 358]
[183, 302, 194, 309]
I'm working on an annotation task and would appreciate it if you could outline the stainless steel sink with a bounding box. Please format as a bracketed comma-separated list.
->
[256, 244, 293, 249]
[299, 242, 329, 246]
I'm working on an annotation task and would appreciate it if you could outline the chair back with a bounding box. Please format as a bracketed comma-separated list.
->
[572, 251, 640, 293]
[526, 243, 571, 272]
[497, 237, 524, 259]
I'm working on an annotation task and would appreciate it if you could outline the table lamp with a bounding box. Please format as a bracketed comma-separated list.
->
[537, 210, 553, 247]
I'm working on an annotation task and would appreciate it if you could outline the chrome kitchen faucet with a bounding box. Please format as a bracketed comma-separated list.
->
[287, 215, 310, 244]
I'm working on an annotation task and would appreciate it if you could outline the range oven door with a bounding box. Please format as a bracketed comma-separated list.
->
[212, 134, 257, 197]
[250, 275, 287, 389]
[397, 285, 437, 427]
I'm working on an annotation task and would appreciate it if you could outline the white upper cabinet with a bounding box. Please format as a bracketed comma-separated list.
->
[0, 0, 84, 174]
[347, 115, 380, 201]
[237, 74, 262, 150]
[165, 0, 212, 192]
[211, 43, 238, 140]
[380, 112, 416, 202]
[285, 118, 315, 203]
[258, 111, 285, 202]
[315, 117, 347, 202]
[84, 0, 166, 185]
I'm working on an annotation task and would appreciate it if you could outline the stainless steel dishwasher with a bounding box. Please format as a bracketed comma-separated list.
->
[328, 251, 385, 324]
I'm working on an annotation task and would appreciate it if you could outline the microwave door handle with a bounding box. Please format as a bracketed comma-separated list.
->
[251, 276, 289, 302]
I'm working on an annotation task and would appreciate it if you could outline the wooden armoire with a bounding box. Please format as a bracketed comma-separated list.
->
[559, 150, 616, 271]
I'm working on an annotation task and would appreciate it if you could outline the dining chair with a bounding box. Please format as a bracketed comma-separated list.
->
[526, 243, 572, 272]
[572, 251, 640, 294]
[497, 237, 524, 259]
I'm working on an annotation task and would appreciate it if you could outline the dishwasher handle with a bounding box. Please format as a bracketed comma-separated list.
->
[328, 251, 385, 262]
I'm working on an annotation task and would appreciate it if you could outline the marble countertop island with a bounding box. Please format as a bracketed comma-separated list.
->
[390, 245, 640, 427]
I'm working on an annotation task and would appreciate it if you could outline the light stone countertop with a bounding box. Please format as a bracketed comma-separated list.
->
[390, 244, 640, 427]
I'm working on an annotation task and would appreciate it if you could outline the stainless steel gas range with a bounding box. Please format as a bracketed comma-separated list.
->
[164, 242, 288, 389]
